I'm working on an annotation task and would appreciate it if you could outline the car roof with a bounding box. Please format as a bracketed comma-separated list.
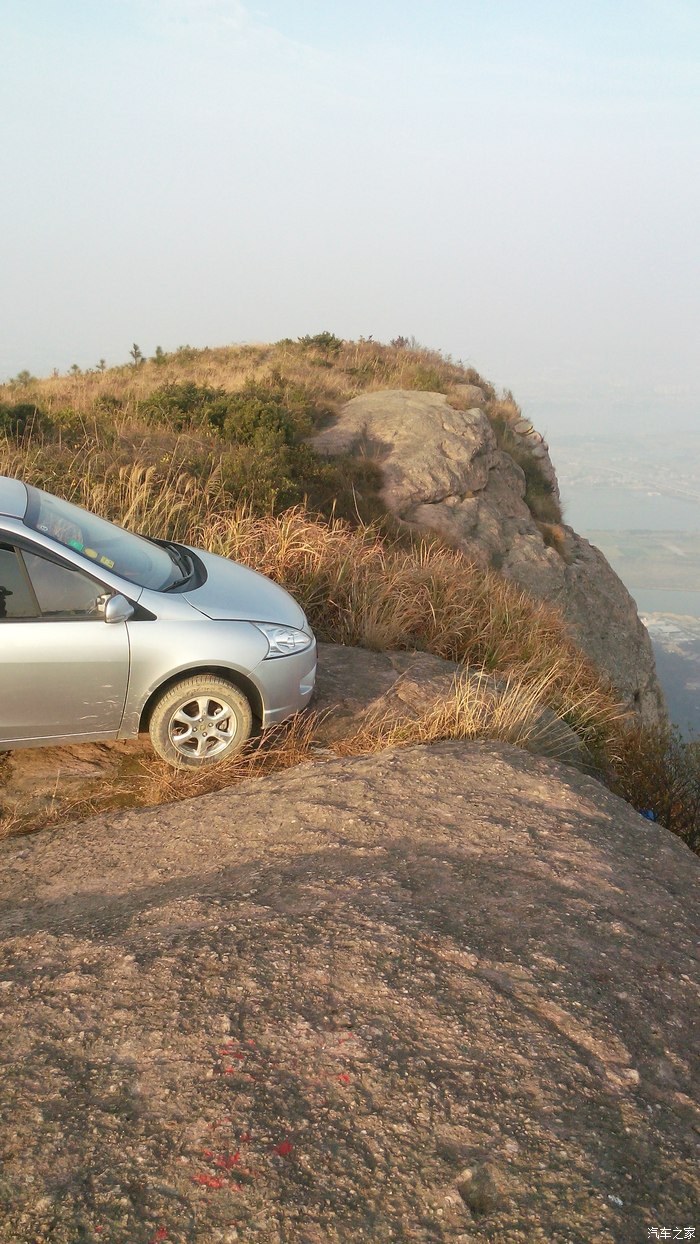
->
[0, 476, 29, 519]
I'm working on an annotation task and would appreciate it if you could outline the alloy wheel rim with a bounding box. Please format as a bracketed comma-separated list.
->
[168, 695, 237, 758]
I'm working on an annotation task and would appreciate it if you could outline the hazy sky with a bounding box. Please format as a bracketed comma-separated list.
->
[2, 0, 699, 433]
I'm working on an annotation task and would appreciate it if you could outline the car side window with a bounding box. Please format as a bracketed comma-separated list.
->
[0, 544, 39, 620]
[22, 550, 108, 619]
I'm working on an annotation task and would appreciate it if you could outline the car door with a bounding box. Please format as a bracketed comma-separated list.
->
[0, 541, 130, 744]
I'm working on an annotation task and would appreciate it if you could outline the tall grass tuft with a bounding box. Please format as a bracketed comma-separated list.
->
[335, 666, 600, 766]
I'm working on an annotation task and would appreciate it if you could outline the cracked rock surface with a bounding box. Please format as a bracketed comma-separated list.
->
[1, 741, 697, 1242]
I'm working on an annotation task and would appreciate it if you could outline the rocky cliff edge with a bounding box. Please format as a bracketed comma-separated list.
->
[312, 390, 666, 724]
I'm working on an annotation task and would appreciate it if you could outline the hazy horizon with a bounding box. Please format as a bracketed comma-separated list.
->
[2, 0, 699, 435]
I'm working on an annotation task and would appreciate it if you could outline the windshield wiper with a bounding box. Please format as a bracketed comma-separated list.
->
[164, 544, 195, 591]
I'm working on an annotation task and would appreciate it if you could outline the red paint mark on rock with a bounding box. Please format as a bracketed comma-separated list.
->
[215, 1152, 241, 1169]
[274, 1140, 294, 1157]
[192, 1173, 227, 1189]
[338, 1073, 351, 1083]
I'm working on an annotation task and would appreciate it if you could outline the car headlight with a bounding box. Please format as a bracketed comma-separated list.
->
[255, 623, 314, 658]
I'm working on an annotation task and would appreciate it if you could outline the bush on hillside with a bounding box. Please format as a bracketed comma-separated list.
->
[0, 402, 48, 439]
[609, 725, 700, 853]
[298, 331, 344, 355]
[137, 378, 320, 443]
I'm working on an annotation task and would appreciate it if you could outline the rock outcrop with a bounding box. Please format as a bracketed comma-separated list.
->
[1, 741, 697, 1242]
[313, 391, 665, 723]
[312, 642, 590, 769]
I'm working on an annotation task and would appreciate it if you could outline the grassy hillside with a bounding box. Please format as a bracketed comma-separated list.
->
[1, 337, 698, 851]
[0, 335, 560, 525]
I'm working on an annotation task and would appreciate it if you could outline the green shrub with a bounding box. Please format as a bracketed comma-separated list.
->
[609, 725, 700, 854]
[298, 331, 343, 354]
[138, 381, 215, 429]
[51, 407, 92, 447]
[138, 378, 319, 444]
[0, 401, 48, 439]
[94, 393, 123, 415]
[219, 388, 301, 446]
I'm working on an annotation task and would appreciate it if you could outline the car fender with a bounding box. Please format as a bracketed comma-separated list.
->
[119, 618, 270, 738]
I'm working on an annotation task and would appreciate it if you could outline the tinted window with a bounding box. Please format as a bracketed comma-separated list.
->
[23, 550, 107, 618]
[0, 545, 38, 619]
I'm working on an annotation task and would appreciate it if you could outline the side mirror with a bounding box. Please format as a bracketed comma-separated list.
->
[104, 593, 135, 624]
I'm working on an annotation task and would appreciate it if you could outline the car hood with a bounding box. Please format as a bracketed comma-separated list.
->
[183, 548, 307, 628]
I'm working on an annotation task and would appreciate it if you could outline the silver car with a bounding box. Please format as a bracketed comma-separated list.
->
[0, 476, 316, 766]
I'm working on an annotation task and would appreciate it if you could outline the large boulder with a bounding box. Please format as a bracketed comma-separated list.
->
[313, 391, 666, 723]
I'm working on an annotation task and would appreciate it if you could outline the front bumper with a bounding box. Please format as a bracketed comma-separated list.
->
[258, 640, 317, 727]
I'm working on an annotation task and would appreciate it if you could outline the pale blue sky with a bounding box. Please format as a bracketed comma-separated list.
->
[2, 0, 699, 431]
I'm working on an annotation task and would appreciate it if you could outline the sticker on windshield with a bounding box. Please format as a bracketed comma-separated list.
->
[84, 548, 98, 559]
[67, 539, 85, 552]
[99, 555, 115, 569]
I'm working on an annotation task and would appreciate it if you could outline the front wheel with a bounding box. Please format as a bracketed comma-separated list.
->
[148, 675, 253, 767]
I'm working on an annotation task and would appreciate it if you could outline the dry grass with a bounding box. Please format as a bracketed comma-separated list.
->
[114, 666, 606, 821]
[0, 778, 134, 841]
[335, 666, 602, 765]
[0, 450, 624, 839]
[2, 338, 479, 421]
[134, 711, 323, 809]
[1, 336, 555, 531]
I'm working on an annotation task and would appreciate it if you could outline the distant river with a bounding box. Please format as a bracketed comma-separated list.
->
[561, 483, 700, 532]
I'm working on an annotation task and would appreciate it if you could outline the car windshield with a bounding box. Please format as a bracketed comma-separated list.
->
[24, 486, 182, 591]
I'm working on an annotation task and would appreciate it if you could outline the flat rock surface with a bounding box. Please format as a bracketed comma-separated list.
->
[0, 741, 698, 1243]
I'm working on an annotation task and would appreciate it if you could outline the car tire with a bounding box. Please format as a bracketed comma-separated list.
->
[148, 675, 253, 768]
